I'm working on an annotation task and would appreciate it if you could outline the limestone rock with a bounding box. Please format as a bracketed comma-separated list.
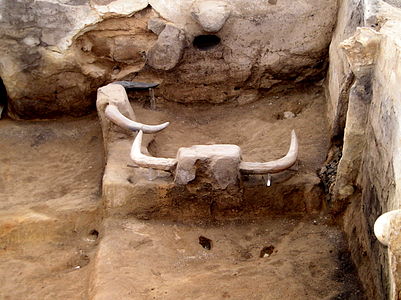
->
[0, 6, 156, 118]
[283, 111, 295, 119]
[147, 17, 167, 35]
[340, 27, 381, 76]
[175, 144, 241, 189]
[146, 24, 186, 71]
[191, 0, 231, 32]
[91, 0, 148, 17]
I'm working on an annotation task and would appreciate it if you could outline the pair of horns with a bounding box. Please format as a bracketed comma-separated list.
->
[103, 99, 298, 174]
[105, 104, 169, 134]
[130, 129, 298, 174]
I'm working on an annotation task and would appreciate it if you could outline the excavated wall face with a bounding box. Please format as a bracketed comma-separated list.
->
[326, 0, 401, 299]
[0, 0, 337, 118]
[0, 78, 7, 117]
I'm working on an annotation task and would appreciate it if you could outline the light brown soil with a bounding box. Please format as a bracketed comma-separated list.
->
[0, 91, 365, 299]
[0, 115, 104, 213]
[92, 216, 365, 300]
[0, 115, 104, 299]
[0, 234, 99, 300]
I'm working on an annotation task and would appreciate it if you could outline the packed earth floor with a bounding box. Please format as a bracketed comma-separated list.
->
[0, 86, 366, 299]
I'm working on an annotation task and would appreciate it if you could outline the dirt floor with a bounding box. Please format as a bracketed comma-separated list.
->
[0, 115, 104, 299]
[0, 233, 98, 300]
[0, 114, 104, 213]
[93, 216, 365, 300]
[0, 87, 366, 299]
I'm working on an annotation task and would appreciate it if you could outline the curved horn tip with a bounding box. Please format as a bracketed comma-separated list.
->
[141, 121, 170, 133]
[239, 130, 298, 175]
[105, 104, 170, 133]
[131, 129, 143, 154]
[130, 129, 177, 171]
[291, 130, 298, 145]
[136, 129, 143, 140]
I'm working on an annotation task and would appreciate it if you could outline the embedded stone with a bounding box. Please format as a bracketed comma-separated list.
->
[340, 27, 382, 76]
[191, 0, 231, 33]
[146, 24, 185, 71]
[147, 17, 167, 35]
[283, 111, 295, 119]
[91, 0, 148, 16]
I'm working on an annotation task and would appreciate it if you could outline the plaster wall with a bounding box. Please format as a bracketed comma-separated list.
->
[327, 1, 401, 298]
[0, 0, 337, 118]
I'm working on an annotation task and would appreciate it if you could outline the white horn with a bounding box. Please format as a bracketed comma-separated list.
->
[239, 130, 298, 174]
[130, 130, 177, 171]
[105, 104, 169, 133]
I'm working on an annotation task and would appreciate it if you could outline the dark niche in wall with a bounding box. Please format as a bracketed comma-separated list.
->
[193, 35, 221, 51]
[0, 77, 7, 118]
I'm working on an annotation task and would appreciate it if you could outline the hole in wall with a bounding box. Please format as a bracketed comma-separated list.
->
[89, 229, 99, 239]
[193, 35, 221, 51]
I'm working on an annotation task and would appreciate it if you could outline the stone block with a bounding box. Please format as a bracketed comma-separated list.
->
[147, 17, 167, 35]
[191, 0, 231, 32]
[174, 144, 241, 189]
[146, 24, 186, 71]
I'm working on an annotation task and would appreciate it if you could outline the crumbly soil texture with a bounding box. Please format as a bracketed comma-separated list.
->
[0, 86, 366, 299]
[94, 216, 365, 300]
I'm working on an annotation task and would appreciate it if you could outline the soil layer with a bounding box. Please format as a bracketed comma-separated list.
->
[0, 97, 365, 299]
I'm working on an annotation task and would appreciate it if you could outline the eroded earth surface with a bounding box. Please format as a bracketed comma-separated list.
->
[0, 94, 365, 299]
[92, 217, 364, 300]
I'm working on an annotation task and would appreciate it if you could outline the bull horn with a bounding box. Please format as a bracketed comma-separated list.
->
[105, 104, 169, 133]
[239, 130, 298, 174]
[130, 130, 177, 171]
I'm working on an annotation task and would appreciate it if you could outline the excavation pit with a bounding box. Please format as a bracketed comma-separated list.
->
[2, 0, 401, 298]
[0, 87, 363, 299]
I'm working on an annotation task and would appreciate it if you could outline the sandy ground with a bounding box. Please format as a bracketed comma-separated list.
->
[0, 90, 366, 299]
[92, 216, 365, 300]
[0, 234, 99, 300]
[0, 115, 104, 212]
[0, 115, 104, 299]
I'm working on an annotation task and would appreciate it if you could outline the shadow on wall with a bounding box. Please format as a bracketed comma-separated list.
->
[0, 78, 7, 118]
[192, 35, 221, 51]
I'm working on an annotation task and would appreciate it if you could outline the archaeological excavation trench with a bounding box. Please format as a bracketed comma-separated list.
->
[1, 0, 401, 299]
